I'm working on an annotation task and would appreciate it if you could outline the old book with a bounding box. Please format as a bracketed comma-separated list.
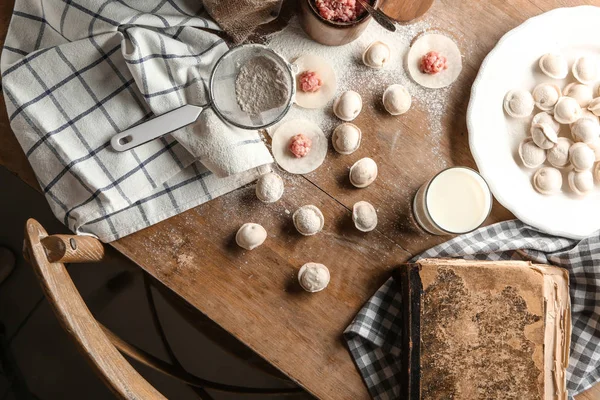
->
[394, 258, 571, 400]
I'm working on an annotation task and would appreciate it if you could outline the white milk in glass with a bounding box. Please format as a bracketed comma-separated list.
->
[413, 167, 492, 235]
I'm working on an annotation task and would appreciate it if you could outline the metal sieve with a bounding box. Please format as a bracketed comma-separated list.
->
[111, 44, 295, 152]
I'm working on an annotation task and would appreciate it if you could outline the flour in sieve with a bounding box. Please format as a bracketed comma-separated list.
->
[235, 55, 291, 115]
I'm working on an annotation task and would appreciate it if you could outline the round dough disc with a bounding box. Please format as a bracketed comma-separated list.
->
[293, 54, 337, 109]
[272, 119, 327, 174]
[407, 33, 462, 89]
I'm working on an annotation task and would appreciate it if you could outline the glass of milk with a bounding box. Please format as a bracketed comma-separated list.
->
[412, 167, 492, 235]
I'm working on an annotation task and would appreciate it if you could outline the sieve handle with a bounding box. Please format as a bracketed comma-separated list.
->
[111, 104, 204, 152]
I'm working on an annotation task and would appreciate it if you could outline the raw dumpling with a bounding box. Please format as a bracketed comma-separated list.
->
[538, 53, 568, 79]
[236, 223, 267, 250]
[406, 33, 462, 89]
[362, 41, 391, 69]
[531, 123, 558, 149]
[554, 97, 583, 124]
[518, 138, 546, 168]
[333, 91, 362, 121]
[255, 172, 284, 203]
[293, 205, 324, 236]
[272, 119, 327, 174]
[382, 84, 411, 115]
[504, 89, 534, 118]
[563, 83, 593, 107]
[349, 157, 378, 188]
[352, 201, 377, 232]
[588, 97, 600, 116]
[293, 54, 337, 109]
[568, 170, 594, 196]
[578, 110, 600, 125]
[332, 123, 361, 154]
[571, 118, 600, 144]
[532, 167, 562, 195]
[547, 137, 573, 168]
[572, 56, 599, 84]
[569, 142, 595, 171]
[532, 112, 560, 132]
[532, 83, 561, 111]
[588, 139, 600, 162]
[298, 262, 330, 293]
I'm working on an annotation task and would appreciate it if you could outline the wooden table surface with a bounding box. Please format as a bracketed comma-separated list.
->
[1, 0, 599, 399]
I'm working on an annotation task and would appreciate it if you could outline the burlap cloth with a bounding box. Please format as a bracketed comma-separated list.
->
[203, 0, 284, 43]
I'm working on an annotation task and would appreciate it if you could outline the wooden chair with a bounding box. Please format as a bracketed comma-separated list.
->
[22, 218, 302, 399]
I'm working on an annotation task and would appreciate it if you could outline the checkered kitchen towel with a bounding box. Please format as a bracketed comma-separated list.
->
[345, 220, 600, 400]
[1, 0, 274, 242]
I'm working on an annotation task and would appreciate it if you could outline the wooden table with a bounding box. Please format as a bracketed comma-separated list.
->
[0, 0, 598, 399]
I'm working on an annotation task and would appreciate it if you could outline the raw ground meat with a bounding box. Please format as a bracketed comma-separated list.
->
[314, 0, 367, 22]
[289, 133, 312, 158]
[419, 51, 448, 75]
[299, 71, 323, 93]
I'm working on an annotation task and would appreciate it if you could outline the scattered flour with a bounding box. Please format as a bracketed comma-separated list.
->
[264, 16, 471, 169]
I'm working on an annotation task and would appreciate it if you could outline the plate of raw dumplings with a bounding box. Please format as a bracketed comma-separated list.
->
[468, 6, 600, 239]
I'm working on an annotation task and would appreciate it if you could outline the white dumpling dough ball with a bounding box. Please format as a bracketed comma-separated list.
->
[532, 167, 562, 195]
[333, 91, 362, 121]
[236, 223, 267, 250]
[298, 262, 330, 292]
[572, 56, 599, 84]
[569, 142, 595, 171]
[362, 41, 391, 69]
[382, 84, 411, 115]
[571, 118, 600, 144]
[293, 205, 324, 236]
[332, 123, 361, 155]
[546, 137, 573, 168]
[518, 138, 546, 168]
[353, 201, 378, 232]
[255, 172, 284, 203]
[568, 170, 594, 196]
[554, 97, 583, 124]
[538, 53, 568, 79]
[503, 89, 534, 118]
[349, 157, 378, 188]
[563, 83, 593, 108]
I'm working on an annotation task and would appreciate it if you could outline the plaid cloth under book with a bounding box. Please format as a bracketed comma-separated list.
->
[1, 0, 274, 242]
[345, 220, 600, 400]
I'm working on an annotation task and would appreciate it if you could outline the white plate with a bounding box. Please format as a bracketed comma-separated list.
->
[468, 6, 600, 240]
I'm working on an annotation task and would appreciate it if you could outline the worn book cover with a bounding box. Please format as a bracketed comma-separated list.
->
[394, 259, 571, 400]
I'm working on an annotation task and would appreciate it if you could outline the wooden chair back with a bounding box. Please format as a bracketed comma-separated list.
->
[22, 218, 166, 400]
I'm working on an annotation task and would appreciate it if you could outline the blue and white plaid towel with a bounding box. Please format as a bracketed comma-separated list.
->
[1, 0, 273, 242]
[345, 220, 600, 400]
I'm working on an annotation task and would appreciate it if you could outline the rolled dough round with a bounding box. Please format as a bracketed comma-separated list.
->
[272, 119, 327, 174]
[407, 33, 462, 89]
[293, 54, 337, 109]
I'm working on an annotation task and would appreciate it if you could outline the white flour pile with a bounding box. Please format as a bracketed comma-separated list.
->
[235, 55, 291, 115]
[264, 16, 470, 169]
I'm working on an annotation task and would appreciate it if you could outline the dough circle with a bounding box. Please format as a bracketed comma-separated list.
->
[293, 54, 337, 109]
[407, 33, 463, 89]
[272, 119, 327, 174]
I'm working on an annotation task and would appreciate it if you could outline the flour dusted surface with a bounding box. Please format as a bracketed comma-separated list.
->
[265, 16, 470, 169]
